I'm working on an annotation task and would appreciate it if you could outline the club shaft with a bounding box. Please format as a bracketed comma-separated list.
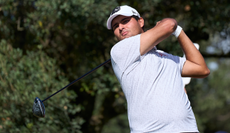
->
[42, 59, 111, 102]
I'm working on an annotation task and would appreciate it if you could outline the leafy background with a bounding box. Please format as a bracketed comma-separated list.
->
[0, 0, 229, 133]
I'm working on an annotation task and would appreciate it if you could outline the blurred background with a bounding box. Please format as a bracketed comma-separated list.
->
[0, 0, 229, 133]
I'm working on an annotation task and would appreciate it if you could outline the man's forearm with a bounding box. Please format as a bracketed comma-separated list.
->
[140, 18, 177, 55]
[178, 30, 203, 63]
[178, 30, 210, 78]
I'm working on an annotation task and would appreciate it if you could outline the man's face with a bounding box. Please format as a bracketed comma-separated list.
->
[111, 15, 144, 41]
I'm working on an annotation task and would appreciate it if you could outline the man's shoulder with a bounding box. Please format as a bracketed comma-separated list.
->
[111, 34, 141, 53]
[115, 34, 141, 45]
[156, 49, 170, 56]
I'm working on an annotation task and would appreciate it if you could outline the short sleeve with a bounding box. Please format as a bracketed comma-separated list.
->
[110, 34, 141, 74]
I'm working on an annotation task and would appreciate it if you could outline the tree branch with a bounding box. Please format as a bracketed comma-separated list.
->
[202, 52, 230, 58]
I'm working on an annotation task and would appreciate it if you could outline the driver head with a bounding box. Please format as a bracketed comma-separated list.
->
[32, 97, 45, 118]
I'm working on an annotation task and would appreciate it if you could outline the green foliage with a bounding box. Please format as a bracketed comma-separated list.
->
[0, 40, 83, 132]
[191, 59, 230, 132]
[101, 113, 130, 133]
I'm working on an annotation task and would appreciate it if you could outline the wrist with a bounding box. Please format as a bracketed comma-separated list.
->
[172, 25, 182, 38]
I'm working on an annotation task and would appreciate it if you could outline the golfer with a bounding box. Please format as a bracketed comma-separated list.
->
[107, 5, 210, 133]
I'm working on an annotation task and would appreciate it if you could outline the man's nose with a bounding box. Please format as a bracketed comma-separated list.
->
[118, 23, 125, 30]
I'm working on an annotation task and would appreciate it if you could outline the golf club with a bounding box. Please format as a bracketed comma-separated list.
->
[32, 59, 111, 118]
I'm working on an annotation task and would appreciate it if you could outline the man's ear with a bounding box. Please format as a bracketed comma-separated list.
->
[138, 17, 144, 28]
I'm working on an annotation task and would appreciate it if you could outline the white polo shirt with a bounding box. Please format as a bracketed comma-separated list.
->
[110, 34, 199, 133]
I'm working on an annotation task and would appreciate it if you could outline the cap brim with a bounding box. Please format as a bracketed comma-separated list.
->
[106, 13, 134, 29]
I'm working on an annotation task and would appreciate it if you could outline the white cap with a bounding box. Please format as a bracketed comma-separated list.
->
[107, 5, 140, 29]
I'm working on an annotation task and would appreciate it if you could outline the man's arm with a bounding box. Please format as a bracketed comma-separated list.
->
[140, 18, 177, 55]
[178, 30, 210, 78]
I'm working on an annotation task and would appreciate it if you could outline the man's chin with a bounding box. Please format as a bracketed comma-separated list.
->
[119, 35, 131, 41]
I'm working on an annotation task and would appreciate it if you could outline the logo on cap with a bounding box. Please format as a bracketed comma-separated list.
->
[132, 10, 137, 15]
[110, 6, 120, 16]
